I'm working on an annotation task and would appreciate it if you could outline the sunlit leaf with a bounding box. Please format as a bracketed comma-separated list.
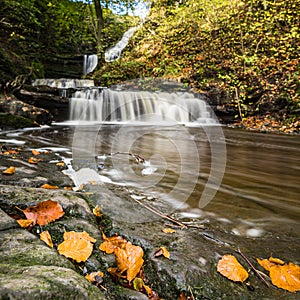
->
[99, 233, 127, 254]
[28, 157, 42, 164]
[40, 230, 53, 248]
[217, 254, 248, 282]
[269, 257, 285, 265]
[56, 162, 65, 167]
[16, 219, 33, 228]
[269, 263, 300, 293]
[115, 242, 144, 282]
[63, 230, 96, 244]
[257, 258, 276, 271]
[93, 205, 103, 217]
[154, 246, 170, 259]
[162, 228, 176, 234]
[58, 238, 93, 263]
[22, 199, 64, 225]
[32, 149, 40, 156]
[40, 183, 59, 189]
[2, 166, 16, 175]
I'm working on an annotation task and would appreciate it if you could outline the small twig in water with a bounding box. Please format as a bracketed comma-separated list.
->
[235, 248, 270, 287]
[130, 197, 187, 228]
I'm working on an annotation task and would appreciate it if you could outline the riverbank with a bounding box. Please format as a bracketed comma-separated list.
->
[0, 128, 299, 299]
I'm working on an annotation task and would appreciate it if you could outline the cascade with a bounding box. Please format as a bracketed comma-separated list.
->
[69, 88, 216, 124]
[83, 54, 98, 75]
[105, 26, 141, 62]
[32, 78, 95, 89]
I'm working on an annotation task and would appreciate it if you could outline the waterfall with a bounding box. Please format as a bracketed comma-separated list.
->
[83, 54, 98, 75]
[105, 26, 141, 62]
[69, 88, 216, 125]
[32, 78, 95, 89]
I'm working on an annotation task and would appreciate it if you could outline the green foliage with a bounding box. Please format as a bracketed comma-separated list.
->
[95, 0, 300, 119]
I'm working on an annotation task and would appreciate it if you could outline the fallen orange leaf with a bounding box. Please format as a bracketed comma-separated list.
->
[269, 256, 285, 265]
[162, 228, 176, 234]
[56, 162, 65, 167]
[217, 254, 248, 282]
[85, 271, 104, 284]
[269, 263, 300, 293]
[4, 150, 19, 155]
[16, 219, 33, 228]
[32, 149, 40, 156]
[40, 183, 59, 189]
[257, 258, 276, 271]
[93, 205, 103, 217]
[22, 199, 64, 225]
[58, 238, 93, 262]
[40, 230, 53, 248]
[63, 186, 73, 190]
[154, 246, 170, 259]
[28, 157, 42, 164]
[100, 234, 144, 282]
[99, 233, 127, 254]
[63, 231, 96, 244]
[58, 230, 96, 262]
[257, 257, 300, 292]
[2, 166, 16, 175]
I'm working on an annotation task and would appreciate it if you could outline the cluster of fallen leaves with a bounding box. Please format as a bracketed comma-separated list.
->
[11, 199, 173, 299]
[234, 115, 300, 134]
[217, 254, 300, 293]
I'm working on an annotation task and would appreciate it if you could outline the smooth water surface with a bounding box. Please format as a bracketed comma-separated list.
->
[3, 125, 300, 240]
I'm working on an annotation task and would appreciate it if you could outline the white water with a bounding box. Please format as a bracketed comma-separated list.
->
[105, 26, 141, 62]
[69, 88, 216, 124]
[83, 54, 98, 75]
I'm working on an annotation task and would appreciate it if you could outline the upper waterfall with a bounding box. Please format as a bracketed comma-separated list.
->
[69, 88, 216, 125]
[83, 54, 98, 75]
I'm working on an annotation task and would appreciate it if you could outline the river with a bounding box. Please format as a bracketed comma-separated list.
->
[3, 124, 299, 243]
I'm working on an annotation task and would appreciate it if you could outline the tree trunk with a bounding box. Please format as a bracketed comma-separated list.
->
[93, 0, 104, 57]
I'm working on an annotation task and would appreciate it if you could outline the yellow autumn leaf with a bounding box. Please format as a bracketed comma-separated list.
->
[32, 149, 40, 156]
[154, 246, 170, 259]
[40, 183, 59, 189]
[162, 228, 176, 234]
[28, 157, 42, 164]
[2, 166, 16, 175]
[93, 205, 103, 217]
[257, 258, 277, 271]
[269, 256, 285, 265]
[269, 263, 300, 293]
[63, 231, 96, 244]
[40, 230, 53, 248]
[16, 219, 33, 228]
[217, 254, 249, 282]
[58, 239, 93, 263]
[56, 162, 65, 167]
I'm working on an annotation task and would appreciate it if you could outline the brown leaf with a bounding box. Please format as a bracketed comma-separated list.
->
[178, 292, 188, 300]
[217, 254, 249, 282]
[16, 219, 33, 228]
[58, 238, 93, 262]
[162, 228, 176, 234]
[28, 157, 42, 164]
[40, 183, 59, 189]
[154, 246, 170, 259]
[22, 199, 64, 225]
[85, 271, 104, 284]
[115, 242, 144, 282]
[32, 149, 40, 156]
[2, 166, 15, 175]
[269, 263, 300, 293]
[40, 230, 53, 248]
[63, 186, 73, 190]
